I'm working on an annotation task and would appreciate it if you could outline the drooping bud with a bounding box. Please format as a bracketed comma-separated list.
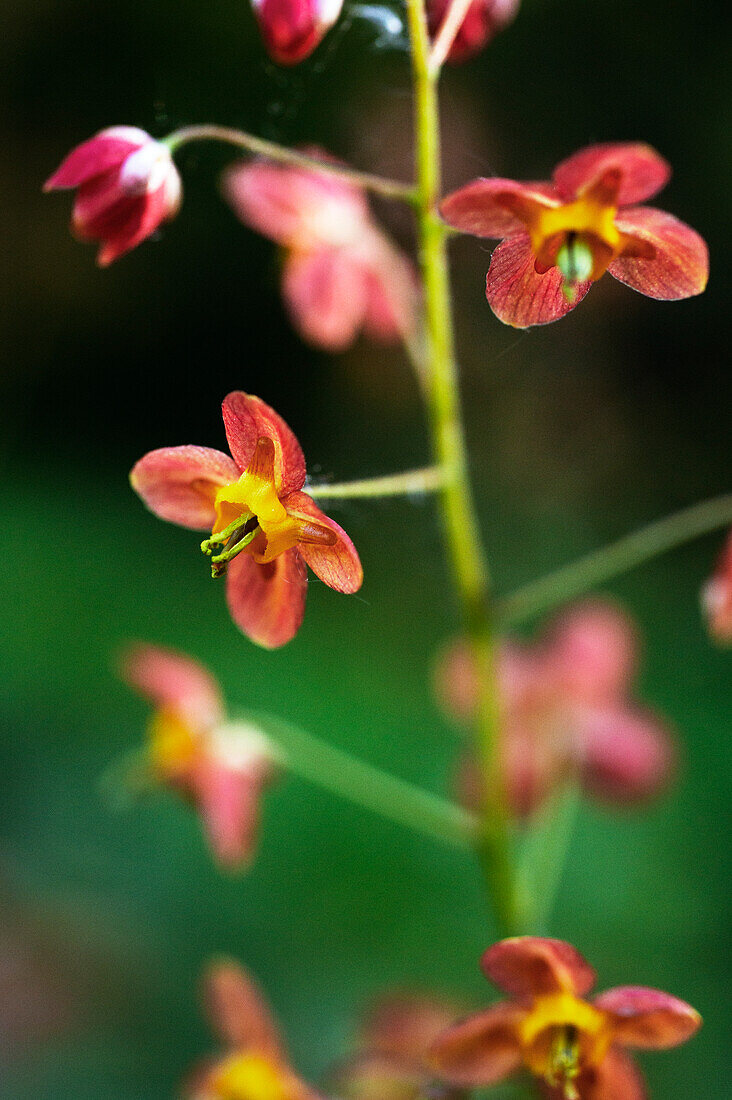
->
[427, 0, 520, 63]
[250, 0, 344, 64]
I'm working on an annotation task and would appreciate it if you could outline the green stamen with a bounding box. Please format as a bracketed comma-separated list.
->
[557, 235, 594, 302]
[547, 1025, 581, 1100]
[201, 513, 260, 578]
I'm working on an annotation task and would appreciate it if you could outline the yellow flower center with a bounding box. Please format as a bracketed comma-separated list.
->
[147, 708, 198, 778]
[518, 992, 611, 1099]
[528, 182, 622, 285]
[209, 1053, 294, 1100]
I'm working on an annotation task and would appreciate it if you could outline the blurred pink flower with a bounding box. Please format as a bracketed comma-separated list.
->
[223, 153, 417, 351]
[436, 600, 676, 816]
[701, 529, 732, 643]
[185, 959, 322, 1099]
[441, 142, 708, 326]
[427, 0, 519, 63]
[44, 126, 181, 265]
[430, 936, 701, 1098]
[122, 644, 275, 868]
[251, 0, 344, 64]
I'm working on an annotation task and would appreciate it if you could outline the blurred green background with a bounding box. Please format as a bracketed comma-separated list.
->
[1, 0, 729, 1096]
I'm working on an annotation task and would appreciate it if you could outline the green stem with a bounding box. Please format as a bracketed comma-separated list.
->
[163, 125, 417, 204]
[517, 783, 582, 934]
[497, 493, 732, 628]
[405, 0, 520, 934]
[253, 714, 477, 850]
[307, 466, 446, 500]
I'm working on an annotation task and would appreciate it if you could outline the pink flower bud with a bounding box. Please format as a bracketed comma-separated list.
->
[250, 0, 344, 64]
[427, 0, 520, 63]
[44, 126, 181, 265]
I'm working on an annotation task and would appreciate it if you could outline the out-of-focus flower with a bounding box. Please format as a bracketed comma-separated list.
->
[186, 959, 322, 1100]
[427, 0, 519, 63]
[122, 644, 275, 867]
[250, 0, 344, 64]
[130, 392, 362, 648]
[437, 600, 675, 816]
[701, 529, 732, 643]
[223, 154, 417, 351]
[430, 937, 701, 1099]
[333, 992, 467, 1099]
[441, 142, 708, 326]
[44, 127, 181, 265]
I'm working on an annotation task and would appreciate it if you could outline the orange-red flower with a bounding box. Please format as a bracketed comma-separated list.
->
[429, 937, 701, 1099]
[223, 154, 417, 352]
[332, 992, 467, 1099]
[437, 601, 675, 816]
[441, 142, 708, 326]
[701, 529, 732, 644]
[427, 0, 519, 63]
[250, 0, 343, 64]
[185, 959, 322, 1099]
[122, 644, 275, 868]
[44, 126, 181, 265]
[130, 392, 362, 648]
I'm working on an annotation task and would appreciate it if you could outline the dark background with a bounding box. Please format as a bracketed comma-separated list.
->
[1, 0, 729, 1096]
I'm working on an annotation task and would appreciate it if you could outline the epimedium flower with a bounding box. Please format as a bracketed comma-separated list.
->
[44, 127, 181, 266]
[436, 600, 675, 817]
[427, 0, 520, 63]
[186, 959, 322, 1100]
[130, 391, 363, 648]
[701, 529, 732, 644]
[223, 153, 417, 352]
[440, 142, 708, 326]
[122, 644, 276, 868]
[250, 0, 344, 65]
[429, 937, 701, 1099]
[332, 992, 468, 1099]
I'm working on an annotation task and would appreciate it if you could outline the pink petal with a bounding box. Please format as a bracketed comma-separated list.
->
[609, 206, 709, 299]
[96, 182, 176, 266]
[130, 445, 239, 530]
[548, 600, 638, 703]
[225, 547, 308, 648]
[594, 987, 701, 1049]
[283, 247, 369, 352]
[427, 0, 520, 63]
[486, 235, 591, 327]
[121, 644, 224, 730]
[251, 0, 344, 64]
[580, 706, 676, 805]
[482, 938, 596, 998]
[440, 179, 559, 239]
[702, 530, 732, 643]
[222, 392, 306, 495]
[542, 1048, 646, 1100]
[552, 143, 671, 205]
[361, 239, 418, 344]
[428, 1003, 523, 1087]
[362, 993, 463, 1063]
[192, 752, 271, 868]
[285, 491, 363, 593]
[43, 127, 149, 190]
[222, 157, 366, 251]
[203, 960, 285, 1057]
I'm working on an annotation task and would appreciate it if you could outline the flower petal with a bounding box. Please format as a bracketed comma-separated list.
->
[482, 938, 596, 998]
[222, 392, 306, 495]
[486, 235, 591, 327]
[283, 247, 369, 352]
[121, 644, 224, 730]
[226, 547, 308, 648]
[43, 127, 149, 190]
[548, 600, 638, 702]
[362, 993, 464, 1063]
[440, 179, 559, 239]
[580, 706, 676, 804]
[285, 491, 363, 593]
[552, 143, 671, 205]
[542, 1048, 646, 1100]
[203, 959, 285, 1058]
[96, 182, 178, 266]
[594, 987, 701, 1049]
[130, 445, 238, 530]
[192, 746, 272, 868]
[702, 530, 732, 643]
[609, 206, 709, 299]
[428, 1003, 523, 1087]
[361, 236, 418, 344]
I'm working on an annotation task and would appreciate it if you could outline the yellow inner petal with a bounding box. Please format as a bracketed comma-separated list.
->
[147, 709, 198, 777]
[209, 1052, 294, 1100]
[518, 991, 611, 1083]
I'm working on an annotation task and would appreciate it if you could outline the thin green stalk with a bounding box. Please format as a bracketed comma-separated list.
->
[517, 783, 582, 934]
[405, 0, 521, 934]
[164, 125, 417, 204]
[253, 714, 477, 850]
[497, 493, 732, 628]
[307, 466, 445, 500]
